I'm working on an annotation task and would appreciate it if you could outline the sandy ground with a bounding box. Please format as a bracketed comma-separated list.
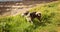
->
[0, 1, 57, 16]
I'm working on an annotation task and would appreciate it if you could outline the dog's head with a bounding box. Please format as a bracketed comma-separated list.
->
[36, 12, 41, 17]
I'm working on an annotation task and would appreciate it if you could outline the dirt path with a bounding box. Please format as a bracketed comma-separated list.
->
[0, 1, 57, 16]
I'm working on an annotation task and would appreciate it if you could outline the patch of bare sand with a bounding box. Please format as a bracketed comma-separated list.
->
[0, 1, 58, 16]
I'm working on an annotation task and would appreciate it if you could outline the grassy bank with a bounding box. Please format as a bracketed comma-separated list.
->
[0, 1, 60, 32]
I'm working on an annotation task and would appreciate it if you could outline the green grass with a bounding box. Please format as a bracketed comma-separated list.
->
[0, 1, 60, 32]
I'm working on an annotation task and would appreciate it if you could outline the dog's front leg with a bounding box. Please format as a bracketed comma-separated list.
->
[26, 17, 33, 24]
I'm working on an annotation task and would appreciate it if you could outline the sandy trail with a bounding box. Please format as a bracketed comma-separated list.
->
[0, 1, 57, 16]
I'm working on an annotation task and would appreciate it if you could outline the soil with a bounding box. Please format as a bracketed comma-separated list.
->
[0, 1, 57, 16]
